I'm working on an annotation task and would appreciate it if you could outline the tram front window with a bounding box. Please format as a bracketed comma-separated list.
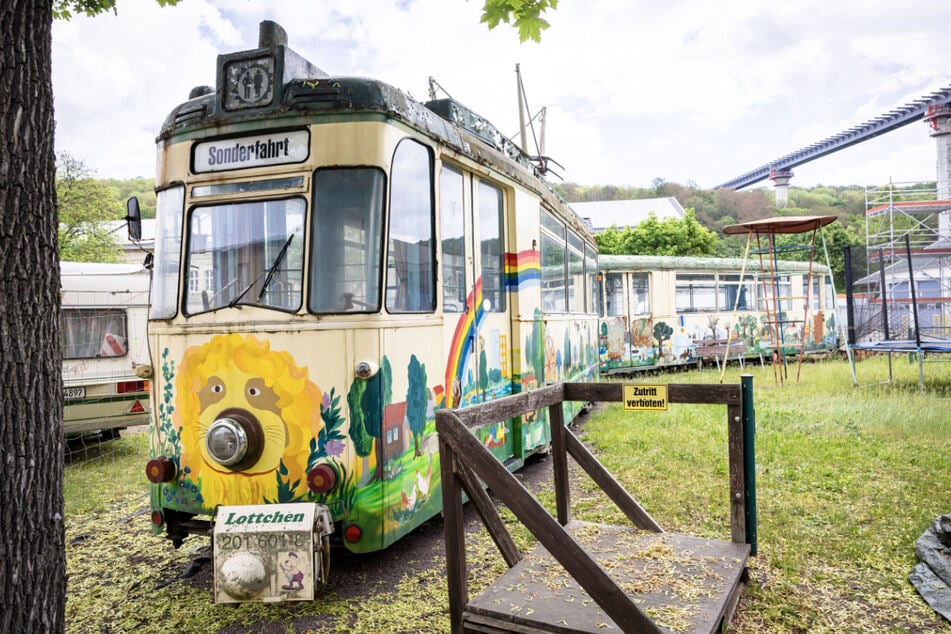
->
[310, 168, 384, 313]
[185, 198, 305, 314]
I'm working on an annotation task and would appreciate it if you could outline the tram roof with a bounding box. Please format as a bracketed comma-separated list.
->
[722, 215, 837, 235]
[159, 21, 592, 243]
[597, 254, 830, 275]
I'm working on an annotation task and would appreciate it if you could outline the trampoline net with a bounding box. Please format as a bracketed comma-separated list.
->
[844, 242, 951, 346]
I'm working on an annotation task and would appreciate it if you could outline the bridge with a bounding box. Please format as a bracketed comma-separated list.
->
[717, 85, 951, 192]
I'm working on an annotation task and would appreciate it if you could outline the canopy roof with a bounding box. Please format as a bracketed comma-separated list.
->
[722, 215, 837, 236]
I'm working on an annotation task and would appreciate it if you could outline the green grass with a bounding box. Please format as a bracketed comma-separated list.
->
[63, 356, 951, 632]
[64, 431, 150, 515]
[580, 356, 951, 632]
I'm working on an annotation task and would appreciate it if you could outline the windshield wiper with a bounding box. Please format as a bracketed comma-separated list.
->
[226, 234, 294, 309]
[256, 234, 294, 304]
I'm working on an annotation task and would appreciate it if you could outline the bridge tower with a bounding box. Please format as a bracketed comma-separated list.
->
[925, 105, 951, 236]
[768, 167, 794, 208]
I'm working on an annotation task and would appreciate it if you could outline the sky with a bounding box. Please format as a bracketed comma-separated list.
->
[52, 0, 951, 191]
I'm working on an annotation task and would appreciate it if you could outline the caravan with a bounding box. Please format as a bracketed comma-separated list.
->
[61, 261, 151, 437]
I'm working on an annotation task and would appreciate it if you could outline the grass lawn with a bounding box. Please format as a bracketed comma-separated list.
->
[576, 355, 951, 632]
[64, 355, 951, 633]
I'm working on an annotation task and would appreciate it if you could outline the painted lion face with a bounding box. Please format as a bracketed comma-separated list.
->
[176, 333, 323, 507]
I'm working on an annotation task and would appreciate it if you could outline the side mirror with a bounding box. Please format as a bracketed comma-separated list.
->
[126, 196, 142, 241]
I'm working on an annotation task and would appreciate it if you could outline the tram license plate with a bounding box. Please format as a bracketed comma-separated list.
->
[64, 387, 85, 400]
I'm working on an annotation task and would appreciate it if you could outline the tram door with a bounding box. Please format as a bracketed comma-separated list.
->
[440, 166, 514, 434]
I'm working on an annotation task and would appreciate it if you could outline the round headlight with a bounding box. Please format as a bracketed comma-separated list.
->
[207, 418, 248, 466]
[205, 409, 264, 470]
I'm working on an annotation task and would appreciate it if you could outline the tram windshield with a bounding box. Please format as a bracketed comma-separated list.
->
[185, 198, 305, 314]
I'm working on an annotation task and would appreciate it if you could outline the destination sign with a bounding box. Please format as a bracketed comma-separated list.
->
[622, 384, 669, 411]
[193, 130, 309, 173]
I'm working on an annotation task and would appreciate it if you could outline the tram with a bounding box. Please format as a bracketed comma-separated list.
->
[597, 254, 839, 373]
[134, 21, 598, 602]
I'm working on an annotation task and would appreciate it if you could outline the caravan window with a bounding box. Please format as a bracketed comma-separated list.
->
[61, 308, 128, 359]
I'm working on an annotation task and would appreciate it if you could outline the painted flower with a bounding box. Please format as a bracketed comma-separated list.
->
[321, 391, 331, 411]
[325, 439, 345, 457]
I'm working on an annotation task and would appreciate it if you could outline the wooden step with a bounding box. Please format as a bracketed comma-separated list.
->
[463, 522, 750, 634]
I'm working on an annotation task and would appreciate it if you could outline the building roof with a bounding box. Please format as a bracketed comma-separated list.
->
[570, 198, 685, 233]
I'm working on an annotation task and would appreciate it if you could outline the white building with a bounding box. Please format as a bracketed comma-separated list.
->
[571, 197, 685, 233]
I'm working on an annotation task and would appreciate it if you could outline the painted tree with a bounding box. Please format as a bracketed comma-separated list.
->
[525, 308, 546, 385]
[381, 355, 392, 405]
[405, 355, 428, 457]
[478, 343, 489, 396]
[361, 371, 384, 481]
[346, 380, 375, 485]
[653, 321, 674, 352]
[563, 328, 572, 375]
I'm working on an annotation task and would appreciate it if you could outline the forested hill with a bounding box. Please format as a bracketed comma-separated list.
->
[558, 179, 876, 235]
[99, 175, 936, 242]
[101, 177, 157, 218]
[558, 179, 936, 260]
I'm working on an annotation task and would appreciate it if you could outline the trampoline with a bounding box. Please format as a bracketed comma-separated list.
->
[844, 234, 951, 391]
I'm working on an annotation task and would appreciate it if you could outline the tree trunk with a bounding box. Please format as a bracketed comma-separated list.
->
[0, 2, 66, 633]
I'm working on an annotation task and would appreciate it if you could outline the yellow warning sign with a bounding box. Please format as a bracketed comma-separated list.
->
[622, 384, 668, 411]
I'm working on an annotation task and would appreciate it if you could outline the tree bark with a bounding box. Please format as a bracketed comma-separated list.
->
[0, 2, 66, 632]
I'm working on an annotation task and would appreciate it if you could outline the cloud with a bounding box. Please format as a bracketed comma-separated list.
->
[52, 0, 951, 188]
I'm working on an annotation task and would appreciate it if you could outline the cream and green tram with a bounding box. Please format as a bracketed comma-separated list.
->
[137, 22, 598, 601]
[597, 254, 838, 373]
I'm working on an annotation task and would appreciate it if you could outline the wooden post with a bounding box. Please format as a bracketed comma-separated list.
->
[548, 402, 570, 525]
[727, 401, 746, 545]
[438, 438, 467, 634]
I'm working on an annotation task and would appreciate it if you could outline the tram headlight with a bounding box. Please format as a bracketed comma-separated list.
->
[205, 409, 264, 470]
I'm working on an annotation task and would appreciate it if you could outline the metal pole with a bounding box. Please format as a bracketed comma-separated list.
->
[843, 246, 859, 386]
[741, 374, 757, 556]
[903, 235, 925, 392]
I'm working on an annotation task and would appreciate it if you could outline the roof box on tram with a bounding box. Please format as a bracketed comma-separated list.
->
[213, 20, 329, 117]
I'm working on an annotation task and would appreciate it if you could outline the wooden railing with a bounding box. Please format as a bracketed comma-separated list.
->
[435, 378, 756, 634]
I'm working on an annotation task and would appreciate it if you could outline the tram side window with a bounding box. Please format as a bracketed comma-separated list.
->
[310, 168, 384, 313]
[387, 140, 435, 313]
[777, 277, 792, 311]
[567, 232, 585, 314]
[540, 210, 567, 313]
[604, 272, 624, 316]
[585, 244, 599, 314]
[440, 166, 466, 313]
[824, 277, 835, 309]
[61, 308, 128, 359]
[719, 274, 754, 311]
[675, 274, 717, 312]
[803, 277, 821, 310]
[185, 198, 305, 314]
[151, 185, 184, 320]
[630, 272, 650, 315]
[479, 181, 506, 313]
